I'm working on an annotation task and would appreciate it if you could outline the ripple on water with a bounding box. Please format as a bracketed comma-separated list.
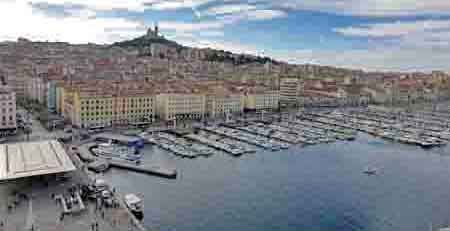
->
[104, 135, 450, 231]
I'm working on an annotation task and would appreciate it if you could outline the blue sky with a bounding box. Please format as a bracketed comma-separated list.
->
[2, 0, 450, 72]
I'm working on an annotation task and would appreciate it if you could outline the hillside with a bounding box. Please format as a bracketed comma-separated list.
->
[112, 35, 181, 49]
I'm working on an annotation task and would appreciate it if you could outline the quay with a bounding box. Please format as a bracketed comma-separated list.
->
[109, 160, 177, 179]
[78, 142, 179, 178]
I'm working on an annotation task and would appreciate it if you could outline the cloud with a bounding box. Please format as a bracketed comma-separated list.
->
[203, 4, 257, 16]
[264, 47, 449, 72]
[147, 0, 212, 11]
[27, 0, 158, 12]
[334, 20, 450, 38]
[331, 19, 450, 71]
[158, 21, 224, 32]
[0, 0, 145, 43]
[220, 9, 287, 23]
[175, 32, 450, 72]
[246, 10, 287, 20]
[262, 0, 450, 16]
[199, 30, 224, 37]
[26, 0, 214, 12]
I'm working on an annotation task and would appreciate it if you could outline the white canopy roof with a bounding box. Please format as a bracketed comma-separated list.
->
[0, 140, 76, 181]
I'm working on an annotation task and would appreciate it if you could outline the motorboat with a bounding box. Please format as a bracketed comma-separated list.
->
[124, 194, 144, 220]
[92, 145, 142, 161]
[364, 167, 377, 175]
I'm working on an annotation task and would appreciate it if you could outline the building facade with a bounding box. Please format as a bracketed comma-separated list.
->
[61, 84, 156, 128]
[206, 93, 244, 118]
[47, 80, 58, 113]
[244, 90, 280, 112]
[156, 93, 206, 121]
[0, 87, 16, 135]
[280, 77, 304, 107]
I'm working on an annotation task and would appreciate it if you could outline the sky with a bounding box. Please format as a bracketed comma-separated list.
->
[1, 0, 450, 72]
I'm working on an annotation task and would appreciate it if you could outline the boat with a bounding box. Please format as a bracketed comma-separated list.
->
[87, 160, 110, 173]
[124, 194, 144, 220]
[364, 167, 377, 175]
[92, 145, 142, 161]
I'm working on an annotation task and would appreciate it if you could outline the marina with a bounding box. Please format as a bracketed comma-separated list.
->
[300, 107, 450, 148]
[184, 133, 247, 156]
[146, 132, 215, 158]
[105, 129, 450, 231]
[1, 105, 450, 231]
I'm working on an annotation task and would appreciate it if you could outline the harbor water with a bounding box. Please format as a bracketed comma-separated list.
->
[104, 132, 450, 231]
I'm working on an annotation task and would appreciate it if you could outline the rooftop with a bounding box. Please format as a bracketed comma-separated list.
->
[0, 140, 76, 181]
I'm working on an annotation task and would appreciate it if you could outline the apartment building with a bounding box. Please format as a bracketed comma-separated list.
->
[156, 93, 206, 121]
[110, 92, 155, 126]
[244, 89, 280, 112]
[61, 82, 156, 128]
[0, 87, 16, 135]
[206, 87, 244, 118]
[5, 66, 31, 100]
[26, 75, 47, 104]
[280, 77, 304, 107]
[55, 82, 65, 115]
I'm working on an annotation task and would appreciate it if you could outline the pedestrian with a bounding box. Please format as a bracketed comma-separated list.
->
[95, 222, 98, 231]
[91, 222, 95, 231]
[101, 210, 105, 219]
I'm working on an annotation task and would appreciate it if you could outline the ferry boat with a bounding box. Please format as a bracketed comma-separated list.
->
[124, 194, 144, 220]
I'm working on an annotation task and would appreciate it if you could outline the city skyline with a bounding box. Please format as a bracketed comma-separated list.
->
[1, 0, 450, 72]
